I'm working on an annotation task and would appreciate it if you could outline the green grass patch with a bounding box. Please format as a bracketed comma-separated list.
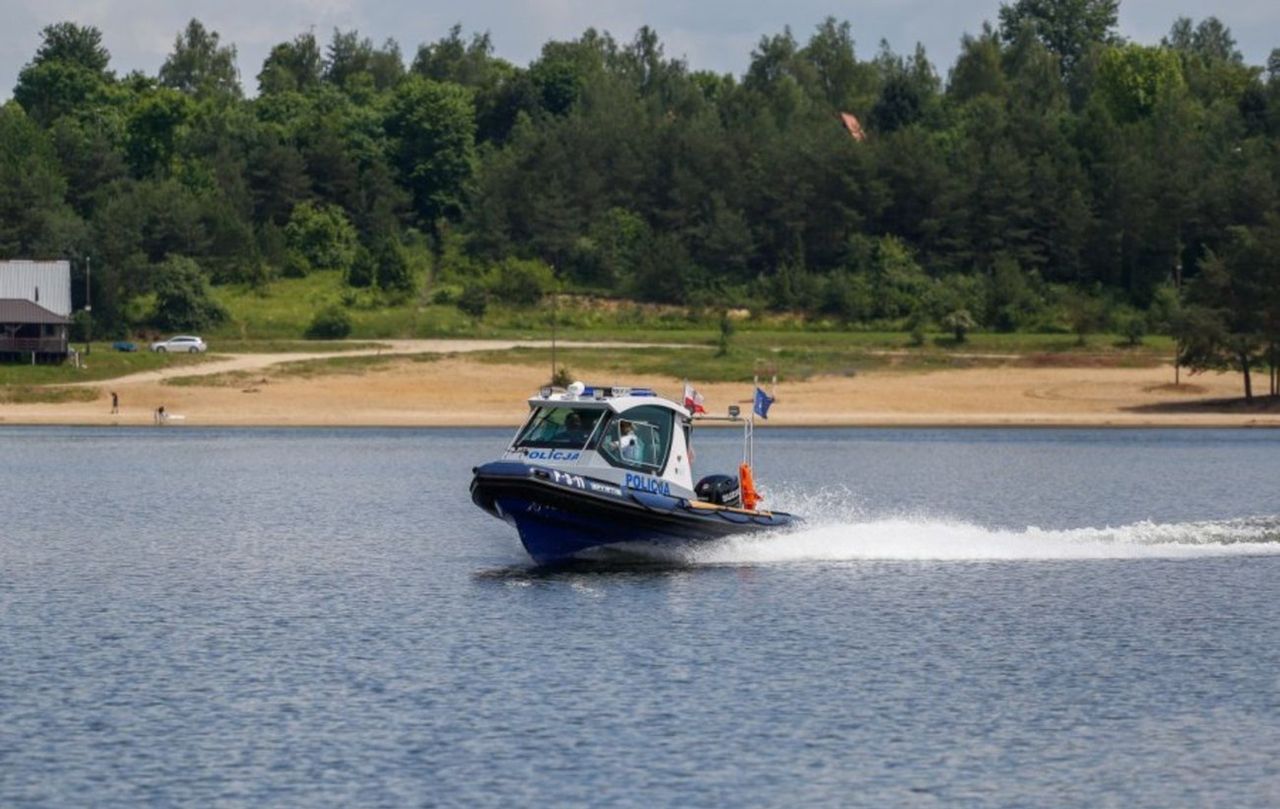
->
[164, 351, 444, 387]
[205, 272, 1179, 366]
[210, 274, 347, 339]
[468, 332, 1169, 384]
[211, 339, 389, 353]
[469, 345, 876, 383]
[0, 350, 220, 386]
[268, 352, 442, 378]
[204, 271, 1172, 376]
[0, 385, 100, 404]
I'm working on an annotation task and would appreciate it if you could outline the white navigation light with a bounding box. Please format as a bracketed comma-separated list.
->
[567, 381, 586, 397]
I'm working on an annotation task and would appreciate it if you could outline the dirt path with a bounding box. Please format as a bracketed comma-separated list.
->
[73, 339, 679, 387]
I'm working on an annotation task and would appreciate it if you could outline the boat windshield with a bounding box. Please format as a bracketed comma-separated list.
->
[514, 406, 607, 450]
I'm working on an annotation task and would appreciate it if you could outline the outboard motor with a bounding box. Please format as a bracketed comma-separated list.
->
[695, 474, 741, 507]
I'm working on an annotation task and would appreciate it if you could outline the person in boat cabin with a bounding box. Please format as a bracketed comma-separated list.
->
[560, 412, 590, 445]
[618, 421, 641, 462]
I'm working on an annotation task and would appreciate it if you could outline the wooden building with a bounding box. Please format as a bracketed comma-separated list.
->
[0, 260, 73, 363]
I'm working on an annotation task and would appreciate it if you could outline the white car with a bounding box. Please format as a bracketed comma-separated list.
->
[150, 335, 208, 353]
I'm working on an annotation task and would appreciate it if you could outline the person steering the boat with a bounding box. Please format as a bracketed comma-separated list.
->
[559, 412, 590, 446]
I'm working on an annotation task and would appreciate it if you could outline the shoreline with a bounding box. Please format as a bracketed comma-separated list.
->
[3, 351, 1279, 429]
[3, 421, 1278, 430]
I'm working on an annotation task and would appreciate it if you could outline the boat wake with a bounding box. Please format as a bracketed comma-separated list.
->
[681, 514, 1280, 565]
[479, 483, 1280, 572]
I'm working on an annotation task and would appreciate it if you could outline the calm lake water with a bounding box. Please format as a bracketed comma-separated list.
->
[2, 426, 1279, 807]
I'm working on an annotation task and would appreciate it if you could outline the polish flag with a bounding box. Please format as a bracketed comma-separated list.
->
[683, 383, 706, 414]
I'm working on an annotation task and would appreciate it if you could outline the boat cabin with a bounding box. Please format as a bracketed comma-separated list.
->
[504, 383, 696, 496]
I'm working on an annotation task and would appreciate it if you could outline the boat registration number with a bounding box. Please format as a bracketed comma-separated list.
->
[549, 469, 623, 497]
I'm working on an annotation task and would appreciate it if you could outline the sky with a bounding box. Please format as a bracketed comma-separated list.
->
[1, 0, 1277, 99]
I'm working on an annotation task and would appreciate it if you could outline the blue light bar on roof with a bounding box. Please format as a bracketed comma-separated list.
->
[581, 386, 658, 398]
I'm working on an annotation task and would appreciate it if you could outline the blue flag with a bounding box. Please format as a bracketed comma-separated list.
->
[753, 387, 774, 419]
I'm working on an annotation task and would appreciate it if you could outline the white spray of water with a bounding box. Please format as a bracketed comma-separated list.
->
[671, 487, 1280, 565]
[687, 516, 1280, 565]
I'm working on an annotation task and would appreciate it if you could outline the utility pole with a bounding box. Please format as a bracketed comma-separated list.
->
[1173, 259, 1182, 386]
[85, 255, 92, 355]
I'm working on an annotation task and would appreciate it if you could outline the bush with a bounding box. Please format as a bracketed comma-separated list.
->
[491, 257, 553, 306]
[941, 309, 977, 343]
[457, 283, 488, 318]
[1116, 309, 1148, 346]
[150, 256, 228, 332]
[867, 235, 929, 320]
[372, 236, 413, 293]
[908, 318, 928, 346]
[820, 271, 873, 323]
[346, 245, 375, 288]
[716, 310, 735, 356]
[985, 256, 1042, 332]
[305, 304, 352, 339]
[285, 202, 357, 274]
[281, 248, 311, 278]
[1062, 288, 1108, 346]
[431, 285, 459, 305]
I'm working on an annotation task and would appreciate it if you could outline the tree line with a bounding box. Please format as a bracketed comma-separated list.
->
[1, 1, 1279, 397]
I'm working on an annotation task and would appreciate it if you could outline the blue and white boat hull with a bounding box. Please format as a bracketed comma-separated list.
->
[470, 461, 795, 565]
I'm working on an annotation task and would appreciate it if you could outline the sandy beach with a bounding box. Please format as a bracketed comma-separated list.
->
[2, 340, 1278, 428]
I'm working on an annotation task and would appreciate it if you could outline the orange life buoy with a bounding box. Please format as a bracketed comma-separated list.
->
[739, 462, 761, 511]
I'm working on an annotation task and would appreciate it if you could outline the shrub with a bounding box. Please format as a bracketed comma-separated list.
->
[372, 236, 413, 293]
[346, 245, 375, 288]
[491, 257, 553, 306]
[909, 319, 928, 346]
[942, 309, 977, 343]
[305, 304, 352, 339]
[285, 202, 357, 274]
[716, 310, 735, 356]
[986, 256, 1040, 331]
[868, 235, 929, 320]
[457, 283, 488, 318]
[1062, 288, 1108, 346]
[1116, 309, 1148, 346]
[431, 285, 458, 305]
[281, 248, 311, 278]
[150, 256, 227, 332]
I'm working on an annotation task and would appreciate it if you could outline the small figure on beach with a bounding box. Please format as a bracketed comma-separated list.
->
[154, 405, 166, 425]
[110, 391, 119, 414]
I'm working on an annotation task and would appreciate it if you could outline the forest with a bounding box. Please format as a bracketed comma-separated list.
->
[2, 0, 1279, 396]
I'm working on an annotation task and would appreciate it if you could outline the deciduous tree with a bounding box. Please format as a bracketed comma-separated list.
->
[159, 19, 241, 98]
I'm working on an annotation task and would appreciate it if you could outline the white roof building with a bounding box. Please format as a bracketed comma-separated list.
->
[0, 260, 73, 317]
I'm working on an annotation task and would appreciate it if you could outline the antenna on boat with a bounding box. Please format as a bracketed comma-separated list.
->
[549, 276, 558, 385]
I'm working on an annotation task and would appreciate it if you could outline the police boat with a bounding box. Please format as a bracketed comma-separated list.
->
[470, 381, 797, 565]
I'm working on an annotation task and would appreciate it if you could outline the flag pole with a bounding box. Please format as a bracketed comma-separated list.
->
[550, 280, 557, 385]
[750, 374, 758, 467]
